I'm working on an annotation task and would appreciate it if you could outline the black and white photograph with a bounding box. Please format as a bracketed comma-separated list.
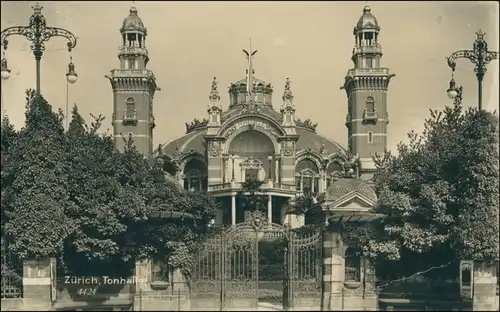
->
[1, 1, 498, 311]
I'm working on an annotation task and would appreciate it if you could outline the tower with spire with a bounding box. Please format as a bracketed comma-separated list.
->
[106, 6, 159, 156]
[342, 5, 395, 180]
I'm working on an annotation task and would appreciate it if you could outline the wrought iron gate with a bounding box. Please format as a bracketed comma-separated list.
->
[190, 211, 323, 311]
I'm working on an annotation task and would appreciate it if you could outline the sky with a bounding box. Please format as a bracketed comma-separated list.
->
[1, 1, 499, 152]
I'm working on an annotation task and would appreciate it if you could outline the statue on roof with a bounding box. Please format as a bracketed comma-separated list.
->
[209, 76, 220, 102]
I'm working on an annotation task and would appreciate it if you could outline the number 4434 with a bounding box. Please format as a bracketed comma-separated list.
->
[76, 287, 98, 296]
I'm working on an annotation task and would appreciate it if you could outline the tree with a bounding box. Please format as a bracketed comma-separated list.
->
[237, 179, 268, 214]
[2, 95, 218, 279]
[367, 102, 499, 277]
[2, 90, 75, 260]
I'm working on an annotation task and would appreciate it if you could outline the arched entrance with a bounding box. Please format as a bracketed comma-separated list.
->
[190, 212, 323, 311]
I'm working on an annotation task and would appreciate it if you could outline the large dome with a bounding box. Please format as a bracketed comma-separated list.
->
[160, 104, 345, 157]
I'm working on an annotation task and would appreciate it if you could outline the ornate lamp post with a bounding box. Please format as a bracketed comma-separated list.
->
[0, 3, 78, 94]
[446, 77, 464, 106]
[446, 30, 499, 110]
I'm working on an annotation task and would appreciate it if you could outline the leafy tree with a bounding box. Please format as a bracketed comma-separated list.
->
[287, 192, 326, 225]
[365, 102, 499, 277]
[2, 90, 75, 260]
[2, 95, 218, 279]
[237, 179, 268, 213]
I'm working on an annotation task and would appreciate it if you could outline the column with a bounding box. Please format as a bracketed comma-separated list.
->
[267, 195, 272, 224]
[275, 158, 279, 184]
[268, 156, 273, 182]
[231, 194, 236, 225]
[222, 157, 226, 183]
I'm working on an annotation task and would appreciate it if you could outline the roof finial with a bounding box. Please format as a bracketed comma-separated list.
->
[209, 76, 220, 101]
[282, 77, 294, 101]
[242, 38, 258, 103]
[476, 29, 485, 40]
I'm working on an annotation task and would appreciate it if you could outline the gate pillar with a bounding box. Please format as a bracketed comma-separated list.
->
[321, 220, 378, 311]
[22, 258, 54, 311]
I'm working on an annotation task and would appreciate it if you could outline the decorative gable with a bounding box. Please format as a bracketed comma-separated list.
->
[321, 190, 376, 212]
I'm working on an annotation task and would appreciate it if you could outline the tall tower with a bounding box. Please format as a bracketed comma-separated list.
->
[106, 6, 159, 156]
[342, 5, 395, 179]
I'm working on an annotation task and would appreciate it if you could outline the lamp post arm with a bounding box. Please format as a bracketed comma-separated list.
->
[484, 51, 500, 65]
[38, 27, 78, 52]
[446, 50, 479, 71]
[1, 26, 32, 50]
[1, 26, 77, 53]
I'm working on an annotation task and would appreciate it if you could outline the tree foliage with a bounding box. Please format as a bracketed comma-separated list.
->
[237, 179, 268, 213]
[1, 93, 218, 277]
[367, 102, 499, 268]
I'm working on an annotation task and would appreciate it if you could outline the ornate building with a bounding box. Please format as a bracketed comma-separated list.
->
[108, 5, 394, 229]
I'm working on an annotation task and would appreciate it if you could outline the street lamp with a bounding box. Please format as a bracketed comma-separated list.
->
[1, 52, 10, 80]
[66, 57, 78, 84]
[446, 77, 463, 106]
[64, 56, 78, 130]
[446, 30, 499, 110]
[0, 3, 78, 94]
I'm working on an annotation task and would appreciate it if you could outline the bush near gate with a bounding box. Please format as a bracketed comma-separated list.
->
[345, 102, 499, 278]
[1, 91, 218, 277]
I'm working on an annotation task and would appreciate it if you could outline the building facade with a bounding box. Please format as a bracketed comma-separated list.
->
[107, 5, 394, 230]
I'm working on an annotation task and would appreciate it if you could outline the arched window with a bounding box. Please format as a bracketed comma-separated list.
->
[295, 159, 320, 196]
[326, 161, 343, 188]
[183, 159, 207, 192]
[366, 97, 375, 114]
[125, 97, 136, 119]
[344, 248, 361, 283]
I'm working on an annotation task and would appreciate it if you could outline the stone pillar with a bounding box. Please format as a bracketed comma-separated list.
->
[134, 259, 191, 311]
[22, 258, 54, 311]
[274, 157, 280, 183]
[231, 194, 236, 225]
[280, 154, 295, 185]
[473, 261, 498, 311]
[207, 155, 222, 186]
[321, 225, 378, 311]
[267, 195, 273, 223]
[321, 229, 344, 311]
[222, 156, 227, 183]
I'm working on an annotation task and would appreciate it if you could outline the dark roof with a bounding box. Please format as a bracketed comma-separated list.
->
[325, 178, 377, 202]
[121, 7, 146, 32]
[355, 5, 380, 31]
